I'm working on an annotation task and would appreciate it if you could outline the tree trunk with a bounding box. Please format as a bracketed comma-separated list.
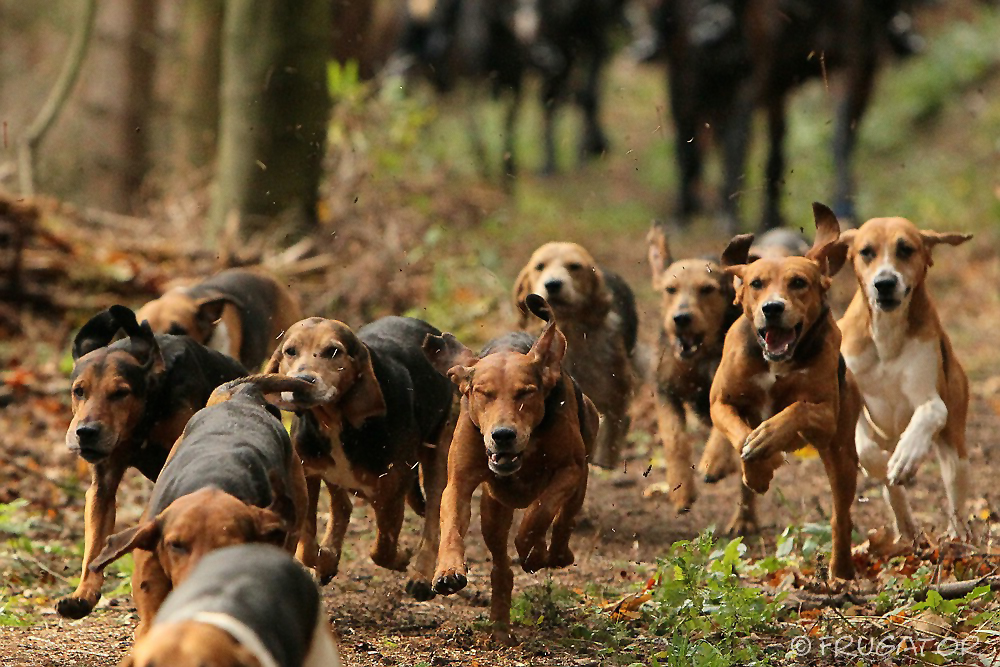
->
[172, 0, 223, 172]
[80, 0, 159, 210]
[210, 0, 332, 238]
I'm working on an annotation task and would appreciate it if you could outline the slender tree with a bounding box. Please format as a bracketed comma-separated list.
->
[172, 0, 224, 172]
[210, 0, 332, 238]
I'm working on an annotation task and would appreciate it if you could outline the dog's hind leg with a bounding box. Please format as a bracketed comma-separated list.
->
[645, 395, 695, 511]
[370, 481, 410, 572]
[481, 493, 516, 645]
[548, 474, 587, 569]
[819, 443, 858, 581]
[407, 434, 452, 600]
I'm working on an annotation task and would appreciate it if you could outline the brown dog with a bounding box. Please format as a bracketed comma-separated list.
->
[88, 374, 312, 638]
[121, 544, 341, 667]
[644, 225, 742, 511]
[59, 306, 247, 620]
[267, 316, 454, 600]
[514, 242, 637, 468]
[136, 268, 302, 370]
[838, 218, 972, 542]
[424, 295, 599, 643]
[710, 203, 861, 580]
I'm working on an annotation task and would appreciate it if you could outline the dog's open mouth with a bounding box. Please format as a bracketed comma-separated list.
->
[756, 323, 802, 362]
[75, 445, 109, 464]
[277, 386, 335, 409]
[487, 450, 523, 476]
[673, 332, 704, 359]
[874, 296, 901, 311]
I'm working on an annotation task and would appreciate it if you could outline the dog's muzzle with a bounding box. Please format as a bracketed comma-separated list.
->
[870, 272, 908, 312]
[67, 423, 114, 463]
[756, 302, 802, 362]
[670, 312, 704, 359]
[486, 426, 525, 476]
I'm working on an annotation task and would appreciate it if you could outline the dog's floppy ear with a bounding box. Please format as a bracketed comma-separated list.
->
[805, 202, 846, 276]
[920, 230, 973, 249]
[194, 296, 229, 335]
[423, 333, 476, 394]
[90, 520, 162, 572]
[110, 305, 166, 375]
[512, 263, 535, 328]
[250, 505, 291, 547]
[73, 308, 124, 360]
[264, 339, 285, 374]
[647, 223, 673, 284]
[341, 341, 387, 428]
[720, 234, 754, 306]
[529, 313, 567, 389]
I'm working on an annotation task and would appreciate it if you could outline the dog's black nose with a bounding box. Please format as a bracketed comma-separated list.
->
[672, 313, 693, 328]
[76, 424, 101, 445]
[544, 279, 563, 295]
[874, 276, 898, 294]
[293, 374, 317, 384]
[491, 427, 518, 449]
[761, 301, 785, 319]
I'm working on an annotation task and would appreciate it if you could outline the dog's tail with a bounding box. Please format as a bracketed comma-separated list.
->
[208, 373, 315, 408]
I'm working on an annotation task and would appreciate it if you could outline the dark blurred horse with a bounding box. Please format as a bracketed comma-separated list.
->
[659, 0, 921, 231]
[393, 0, 624, 179]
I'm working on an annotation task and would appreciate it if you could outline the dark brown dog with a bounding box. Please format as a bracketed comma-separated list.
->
[514, 242, 637, 468]
[424, 295, 599, 643]
[88, 374, 313, 638]
[136, 268, 302, 370]
[709, 203, 861, 579]
[645, 225, 741, 511]
[267, 316, 454, 600]
[58, 306, 247, 620]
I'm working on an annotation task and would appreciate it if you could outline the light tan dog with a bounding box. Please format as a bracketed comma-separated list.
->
[837, 217, 972, 542]
[136, 268, 301, 370]
[514, 242, 638, 468]
[710, 203, 861, 580]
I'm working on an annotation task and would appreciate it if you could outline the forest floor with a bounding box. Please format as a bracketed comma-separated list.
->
[3, 3, 1000, 666]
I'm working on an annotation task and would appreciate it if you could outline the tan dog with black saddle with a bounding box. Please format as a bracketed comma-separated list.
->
[88, 374, 313, 638]
[59, 305, 247, 620]
[710, 203, 861, 580]
[136, 268, 301, 369]
[423, 294, 599, 643]
[838, 217, 972, 542]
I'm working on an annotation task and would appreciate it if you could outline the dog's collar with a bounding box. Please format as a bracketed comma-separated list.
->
[190, 611, 280, 667]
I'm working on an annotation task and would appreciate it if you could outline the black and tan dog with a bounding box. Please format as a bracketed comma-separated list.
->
[424, 295, 599, 643]
[644, 225, 742, 511]
[267, 316, 454, 600]
[89, 374, 313, 638]
[136, 268, 302, 370]
[122, 544, 341, 667]
[514, 242, 637, 468]
[59, 305, 247, 620]
[710, 203, 861, 579]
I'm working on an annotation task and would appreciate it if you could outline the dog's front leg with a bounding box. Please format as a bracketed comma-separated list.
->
[433, 467, 481, 596]
[480, 492, 516, 644]
[887, 395, 947, 487]
[406, 435, 451, 601]
[740, 401, 834, 493]
[649, 393, 696, 512]
[317, 483, 353, 584]
[57, 463, 126, 619]
[515, 464, 586, 573]
[295, 475, 322, 570]
[370, 474, 410, 572]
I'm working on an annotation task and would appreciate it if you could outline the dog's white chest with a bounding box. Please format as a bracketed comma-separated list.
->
[846, 338, 938, 441]
[752, 371, 778, 421]
[308, 432, 377, 498]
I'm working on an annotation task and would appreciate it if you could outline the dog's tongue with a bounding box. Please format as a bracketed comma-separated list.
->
[764, 327, 796, 355]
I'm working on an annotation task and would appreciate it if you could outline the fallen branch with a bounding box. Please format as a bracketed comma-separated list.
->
[779, 576, 1000, 611]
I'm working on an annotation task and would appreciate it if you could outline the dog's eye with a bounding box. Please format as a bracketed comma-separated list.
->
[566, 262, 583, 271]
[319, 347, 338, 359]
[698, 284, 716, 295]
[665, 286, 678, 295]
[789, 277, 808, 290]
[474, 387, 496, 400]
[514, 387, 537, 400]
[534, 262, 545, 271]
[108, 388, 131, 401]
[749, 279, 764, 290]
[859, 246, 876, 261]
[72, 385, 85, 399]
[284, 347, 297, 358]
[166, 323, 188, 336]
[896, 242, 914, 260]
[166, 540, 190, 555]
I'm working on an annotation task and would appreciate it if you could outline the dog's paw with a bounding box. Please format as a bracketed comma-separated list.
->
[520, 546, 549, 573]
[371, 546, 411, 572]
[405, 577, 437, 602]
[700, 449, 739, 483]
[741, 422, 783, 462]
[316, 548, 340, 585]
[726, 512, 759, 537]
[886, 436, 930, 487]
[642, 481, 694, 513]
[56, 593, 99, 620]
[547, 546, 575, 569]
[433, 568, 468, 596]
